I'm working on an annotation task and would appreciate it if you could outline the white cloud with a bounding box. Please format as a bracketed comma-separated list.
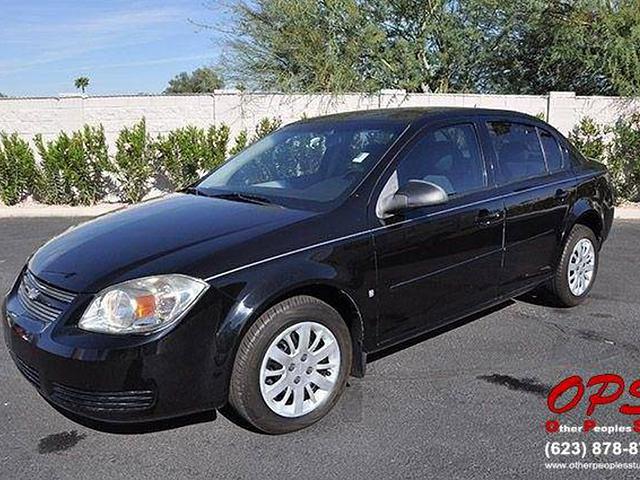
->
[9, 7, 185, 36]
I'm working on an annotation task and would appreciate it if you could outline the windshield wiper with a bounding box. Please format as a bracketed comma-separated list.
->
[183, 187, 279, 206]
[182, 186, 203, 196]
[211, 192, 275, 206]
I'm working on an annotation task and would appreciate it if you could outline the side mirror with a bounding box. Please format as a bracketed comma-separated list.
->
[382, 180, 448, 216]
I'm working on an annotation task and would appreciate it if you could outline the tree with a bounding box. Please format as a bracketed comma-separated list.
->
[221, 0, 543, 93]
[164, 67, 224, 94]
[74, 77, 90, 93]
[0, 93, 6, 98]
[595, 2, 640, 96]
[364, 0, 519, 93]
[485, 2, 640, 96]
[220, 0, 640, 96]
[224, 0, 388, 93]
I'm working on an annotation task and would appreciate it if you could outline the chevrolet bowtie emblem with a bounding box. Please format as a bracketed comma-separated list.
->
[24, 283, 40, 301]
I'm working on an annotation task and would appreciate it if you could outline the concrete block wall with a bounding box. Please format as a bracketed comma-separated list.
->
[0, 91, 638, 154]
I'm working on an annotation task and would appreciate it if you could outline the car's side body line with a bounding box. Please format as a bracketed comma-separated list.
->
[368, 273, 554, 354]
[204, 172, 599, 283]
[390, 247, 504, 290]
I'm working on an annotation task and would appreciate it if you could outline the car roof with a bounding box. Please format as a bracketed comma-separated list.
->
[295, 107, 542, 126]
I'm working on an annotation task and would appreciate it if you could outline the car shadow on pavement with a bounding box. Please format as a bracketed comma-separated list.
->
[48, 401, 217, 435]
[367, 300, 515, 364]
[516, 287, 568, 308]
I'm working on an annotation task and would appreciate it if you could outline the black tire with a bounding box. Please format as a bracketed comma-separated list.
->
[228, 295, 352, 434]
[548, 224, 599, 307]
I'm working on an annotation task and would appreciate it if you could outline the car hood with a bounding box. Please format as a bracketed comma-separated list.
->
[29, 193, 316, 293]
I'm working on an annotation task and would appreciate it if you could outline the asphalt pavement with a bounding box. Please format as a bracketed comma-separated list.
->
[1, 217, 639, 479]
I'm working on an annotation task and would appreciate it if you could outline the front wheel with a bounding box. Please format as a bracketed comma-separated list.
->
[548, 224, 599, 307]
[228, 295, 352, 434]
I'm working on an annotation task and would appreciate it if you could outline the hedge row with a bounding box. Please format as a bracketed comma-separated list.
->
[569, 114, 640, 202]
[0, 117, 281, 205]
[6, 113, 635, 206]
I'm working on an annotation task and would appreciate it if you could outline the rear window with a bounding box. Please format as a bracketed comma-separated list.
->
[564, 143, 588, 168]
[538, 129, 563, 172]
[487, 122, 547, 183]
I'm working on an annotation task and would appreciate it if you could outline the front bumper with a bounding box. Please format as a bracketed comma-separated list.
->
[2, 273, 230, 424]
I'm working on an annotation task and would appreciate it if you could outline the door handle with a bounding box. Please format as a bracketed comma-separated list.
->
[555, 188, 570, 201]
[475, 209, 503, 226]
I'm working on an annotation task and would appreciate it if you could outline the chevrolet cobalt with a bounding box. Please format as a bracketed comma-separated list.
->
[3, 108, 614, 433]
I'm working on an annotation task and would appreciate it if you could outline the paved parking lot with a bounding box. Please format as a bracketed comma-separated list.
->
[1, 217, 639, 479]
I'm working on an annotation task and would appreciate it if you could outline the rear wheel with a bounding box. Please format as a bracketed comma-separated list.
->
[229, 295, 352, 434]
[548, 224, 599, 307]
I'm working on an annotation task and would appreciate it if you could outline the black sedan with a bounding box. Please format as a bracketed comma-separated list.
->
[3, 108, 614, 434]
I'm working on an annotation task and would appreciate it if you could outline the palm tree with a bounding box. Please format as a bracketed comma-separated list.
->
[74, 77, 90, 94]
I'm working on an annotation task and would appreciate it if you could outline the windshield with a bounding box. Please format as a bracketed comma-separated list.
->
[197, 120, 406, 210]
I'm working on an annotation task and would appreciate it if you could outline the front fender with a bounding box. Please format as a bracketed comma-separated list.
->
[207, 234, 375, 398]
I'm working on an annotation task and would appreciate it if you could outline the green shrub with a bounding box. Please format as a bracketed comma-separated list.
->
[203, 124, 230, 171]
[155, 126, 207, 189]
[113, 119, 154, 203]
[569, 117, 607, 162]
[78, 125, 111, 204]
[569, 115, 640, 202]
[34, 126, 110, 205]
[34, 132, 80, 204]
[229, 129, 248, 156]
[0, 132, 36, 205]
[252, 117, 282, 142]
[608, 113, 640, 201]
[225, 118, 281, 158]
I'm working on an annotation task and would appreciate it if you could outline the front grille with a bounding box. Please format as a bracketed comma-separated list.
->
[17, 270, 76, 322]
[50, 383, 156, 412]
[14, 356, 41, 390]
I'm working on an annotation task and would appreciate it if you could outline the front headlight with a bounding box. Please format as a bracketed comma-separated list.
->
[79, 275, 209, 334]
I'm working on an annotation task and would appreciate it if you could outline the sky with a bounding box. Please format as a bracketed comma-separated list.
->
[0, 0, 231, 97]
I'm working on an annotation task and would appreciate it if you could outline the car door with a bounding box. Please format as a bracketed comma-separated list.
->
[481, 119, 576, 295]
[372, 121, 504, 345]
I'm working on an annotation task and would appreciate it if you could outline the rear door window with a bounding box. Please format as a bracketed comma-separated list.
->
[487, 122, 547, 183]
[538, 129, 564, 172]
